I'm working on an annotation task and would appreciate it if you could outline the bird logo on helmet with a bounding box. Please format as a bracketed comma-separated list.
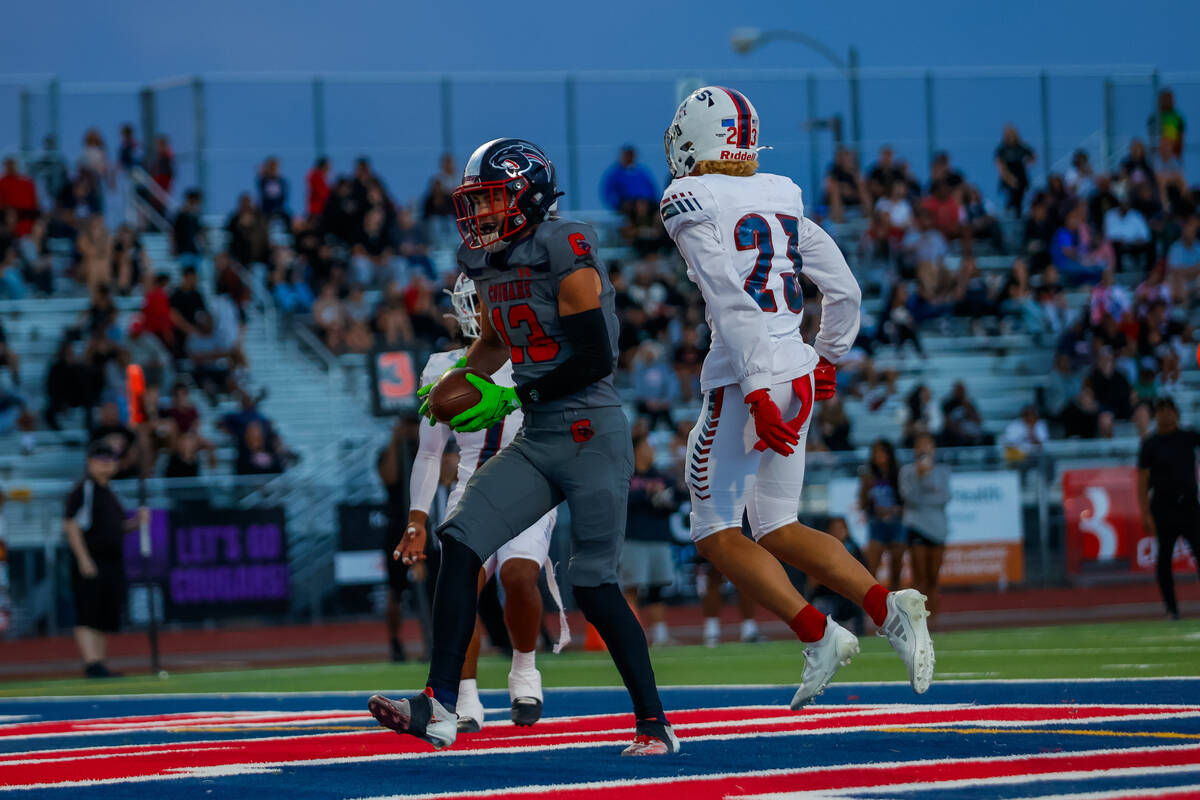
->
[453, 138, 562, 251]
[664, 86, 765, 179]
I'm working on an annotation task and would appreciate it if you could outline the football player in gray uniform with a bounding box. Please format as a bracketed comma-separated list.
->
[368, 139, 677, 756]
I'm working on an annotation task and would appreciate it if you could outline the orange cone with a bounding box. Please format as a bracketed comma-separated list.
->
[584, 623, 607, 651]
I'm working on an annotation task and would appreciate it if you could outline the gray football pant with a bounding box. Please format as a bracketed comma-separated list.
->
[438, 406, 633, 587]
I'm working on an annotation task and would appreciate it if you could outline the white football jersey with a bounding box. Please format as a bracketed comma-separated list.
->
[409, 348, 521, 514]
[661, 172, 862, 395]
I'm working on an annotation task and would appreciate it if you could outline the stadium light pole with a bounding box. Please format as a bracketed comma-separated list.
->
[730, 28, 863, 158]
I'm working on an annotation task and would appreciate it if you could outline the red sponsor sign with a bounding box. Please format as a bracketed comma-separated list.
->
[1062, 466, 1197, 575]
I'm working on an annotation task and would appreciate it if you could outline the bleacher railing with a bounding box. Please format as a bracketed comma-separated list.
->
[3, 66, 1196, 220]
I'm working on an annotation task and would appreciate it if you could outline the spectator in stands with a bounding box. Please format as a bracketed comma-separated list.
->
[170, 266, 207, 354]
[929, 151, 966, 195]
[140, 273, 175, 353]
[902, 384, 942, 447]
[1043, 353, 1082, 422]
[305, 156, 331, 219]
[0, 158, 40, 238]
[165, 426, 216, 478]
[621, 434, 680, 647]
[631, 341, 679, 432]
[899, 432, 951, 624]
[1065, 150, 1096, 198]
[1051, 201, 1107, 285]
[147, 135, 175, 200]
[235, 419, 285, 476]
[404, 282, 450, 349]
[64, 441, 146, 678]
[866, 145, 905, 204]
[953, 257, 1000, 332]
[1036, 264, 1070, 333]
[172, 189, 205, 265]
[1104, 195, 1155, 273]
[815, 393, 853, 451]
[257, 156, 290, 227]
[1137, 396, 1200, 621]
[804, 517, 867, 635]
[940, 381, 991, 447]
[860, 438, 905, 590]
[111, 224, 148, 295]
[17, 217, 53, 295]
[619, 197, 672, 257]
[75, 216, 113, 292]
[30, 136, 68, 210]
[312, 282, 345, 349]
[1088, 347, 1134, 420]
[45, 339, 88, 430]
[600, 145, 658, 215]
[1001, 257, 1045, 333]
[77, 129, 112, 200]
[1120, 138, 1157, 195]
[1167, 215, 1200, 284]
[900, 207, 948, 277]
[873, 283, 923, 355]
[1002, 404, 1049, 459]
[91, 400, 141, 480]
[824, 146, 869, 223]
[1089, 268, 1133, 327]
[1022, 193, 1057, 272]
[0, 245, 26, 300]
[672, 326, 705, 402]
[1060, 382, 1101, 438]
[373, 301, 416, 351]
[995, 125, 1036, 215]
[921, 179, 964, 242]
[876, 179, 914, 233]
[395, 206, 435, 281]
[1137, 299, 1189, 364]
[962, 185, 1005, 252]
[114, 124, 140, 223]
[272, 266, 315, 315]
[226, 193, 270, 267]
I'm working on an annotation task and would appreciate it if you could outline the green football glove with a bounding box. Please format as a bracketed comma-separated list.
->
[417, 356, 468, 426]
[449, 373, 522, 433]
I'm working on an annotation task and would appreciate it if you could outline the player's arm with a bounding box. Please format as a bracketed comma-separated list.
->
[795, 214, 862, 364]
[63, 519, 97, 578]
[463, 295, 511, 376]
[398, 414, 452, 564]
[510, 266, 611, 406]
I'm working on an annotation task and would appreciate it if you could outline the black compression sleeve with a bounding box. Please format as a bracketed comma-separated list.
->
[514, 306, 612, 406]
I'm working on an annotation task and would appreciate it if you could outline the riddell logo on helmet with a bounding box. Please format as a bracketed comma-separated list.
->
[719, 150, 755, 161]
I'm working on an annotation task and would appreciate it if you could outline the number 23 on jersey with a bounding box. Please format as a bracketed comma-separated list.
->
[735, 213, 804, 314]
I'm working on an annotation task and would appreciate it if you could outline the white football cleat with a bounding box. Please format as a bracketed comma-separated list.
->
[879, 589, 936, 694]
[455, 687, 484, 733]
[790, 617, 859, 709]
[368, 691, 457, 750]
[508, 666, 544, 727]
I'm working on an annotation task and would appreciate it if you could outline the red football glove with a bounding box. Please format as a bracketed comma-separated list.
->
[813, 357, 837, 401]
[745, 388, 799, 456]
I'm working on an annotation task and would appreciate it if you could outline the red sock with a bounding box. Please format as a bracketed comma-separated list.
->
[789, 604, 828, 643]
[863, 584, 888, 627]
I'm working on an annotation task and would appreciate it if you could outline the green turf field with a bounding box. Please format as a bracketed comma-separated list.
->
[2, 619, 1197, 698]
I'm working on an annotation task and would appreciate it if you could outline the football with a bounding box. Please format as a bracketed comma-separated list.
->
[428, 367, 490, 423]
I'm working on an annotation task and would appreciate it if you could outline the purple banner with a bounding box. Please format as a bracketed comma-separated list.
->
[122, 509, 170, 582]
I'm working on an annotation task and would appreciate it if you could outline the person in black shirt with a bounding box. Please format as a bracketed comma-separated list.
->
[63, 441, 147, 678]
[171, 189, 205, 262]
[620, 435, 680, 646]
[1138, 397, 1200, 619]
[995, 125, 1036, 216]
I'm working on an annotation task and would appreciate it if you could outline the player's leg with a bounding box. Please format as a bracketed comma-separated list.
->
[550, 409, 676, 754]
[368, 438, 562, 749]
[455, 568, 488, 733]
[701, 561, 724, 646]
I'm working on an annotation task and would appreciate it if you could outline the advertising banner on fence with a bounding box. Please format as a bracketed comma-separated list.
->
[828, 470, 1024, 586]
[165, 505, 290, 621]
[1062, 467, 1197, 575]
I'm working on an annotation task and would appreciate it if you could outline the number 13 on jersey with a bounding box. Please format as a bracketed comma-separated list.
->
[735, 213, 804, 314]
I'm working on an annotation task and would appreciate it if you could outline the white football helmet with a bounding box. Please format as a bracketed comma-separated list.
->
[447, 273, 481, 339]
[664, 86, 763, 179]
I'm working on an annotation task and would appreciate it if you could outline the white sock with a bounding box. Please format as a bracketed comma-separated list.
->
[741, 619, 759, 639]
[704, 617, 720, 639]
[652, 621, 670, 643]
[457, 678, 479, 705]
[511, 649, 536, 674]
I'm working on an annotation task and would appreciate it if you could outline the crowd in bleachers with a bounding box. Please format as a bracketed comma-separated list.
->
[1, 89, 1198, 492]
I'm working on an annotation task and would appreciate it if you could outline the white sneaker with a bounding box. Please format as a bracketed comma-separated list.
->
[455, 685, 485, 733]
[508, 666, 543, 726]
[621, 720, 680, 756]
[790, 617, 859, 709]
[879, 589, 935, 694]
[368, 691, 457, 749]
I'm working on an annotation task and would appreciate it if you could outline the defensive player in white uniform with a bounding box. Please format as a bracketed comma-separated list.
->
[661, 86, 935, 707]
[397, 274, 569, 730]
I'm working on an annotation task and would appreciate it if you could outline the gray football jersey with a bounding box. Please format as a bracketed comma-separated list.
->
[458, 218, 621, 412]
